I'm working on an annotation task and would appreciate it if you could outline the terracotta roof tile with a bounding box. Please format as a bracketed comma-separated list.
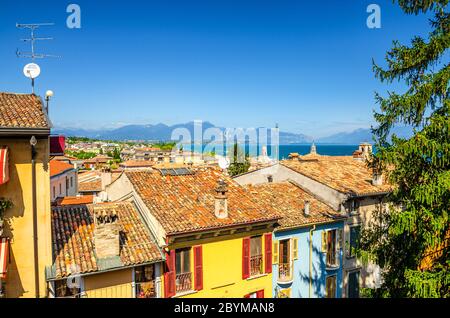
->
[51, 202, 163, 279]
[120, 160, 155, 168]
[50, 159, 75, 177]
[78, 180, 102, 193]
[125, 167, 282, 235]
[0, 93, 49, 129]
[248, 182, 344, 230]
[281, 156, 393, 196]
[57, 195, 94, 206]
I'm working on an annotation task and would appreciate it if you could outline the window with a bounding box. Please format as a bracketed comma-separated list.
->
[175, 248, 192, 293]
[54, 279, 82, 298]
[245, 290, 264, 298]
[70, 177, 73, 188]
[278, 239, 291, 281]
[349, 200, 360, 214]
[325, 275, 337, 298]
[59, 183, 62, 196]
[267, 175, 273, 183]
[348, 226, 361, 258]
[52, 186, 56, 199]
[348, 271, 360, 298]
[66, 177, 69, 193]
[327, 230, 337, 267]
[250, 236, 263, 276]
[322, 229, 342, 268]
[135, 264, 156, 298]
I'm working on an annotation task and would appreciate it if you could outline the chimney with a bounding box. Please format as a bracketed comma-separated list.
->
[214, 179, 228, 219]
[304, 201, 310, 216]
[93, 207, 120, 259]
[372, 172, 383, 186]
[101, 171, 112, 190]
[359, 142, 373, 160]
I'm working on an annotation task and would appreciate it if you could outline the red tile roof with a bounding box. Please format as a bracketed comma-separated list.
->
[0, 93, 49, 129]
[281, 156, 393, 196]
[50, 159, 75, 177]
[125, 167, 282, 235]
[57, 195, 94, 206]
[78, 180, 102, 193]
[51, 202, 163, 279]
[119, 160, 155, 168]
[248, 182, 344, 230]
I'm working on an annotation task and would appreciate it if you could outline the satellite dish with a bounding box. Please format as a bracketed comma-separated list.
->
[218, 157, 230, 170]
[23, 63, 41, 79]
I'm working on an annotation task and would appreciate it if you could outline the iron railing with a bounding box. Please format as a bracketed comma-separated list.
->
[326, 250, 340, 268]
[278, 262, 292, 281]
[176, 272, 192, 293]
[250, 254, 263, 277]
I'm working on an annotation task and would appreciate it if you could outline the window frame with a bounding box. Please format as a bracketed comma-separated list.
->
[325, 275, 337, 298]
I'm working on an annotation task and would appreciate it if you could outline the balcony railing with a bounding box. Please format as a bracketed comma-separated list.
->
[135, 281, 157, 298]
[326, 250, 340, 269]
[176, 272, 192, 294]
[278, 262, 292, 282]
[250, 254, 263, 277]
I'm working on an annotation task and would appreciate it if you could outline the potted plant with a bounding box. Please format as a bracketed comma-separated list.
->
[0, 199, 12, 236]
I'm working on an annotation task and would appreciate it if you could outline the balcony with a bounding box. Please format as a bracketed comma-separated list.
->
[250, 254, 263, 277]
[326, 250, 340, 270]
[278, 262, 293, 283]
[176, 272, 192, 294]
[135, 281, 157, 298]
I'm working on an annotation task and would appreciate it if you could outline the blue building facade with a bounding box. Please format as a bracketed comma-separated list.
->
[272, 221, 345, 298]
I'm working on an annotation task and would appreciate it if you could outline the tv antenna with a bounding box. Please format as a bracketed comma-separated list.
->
[16, 23, 59, 93]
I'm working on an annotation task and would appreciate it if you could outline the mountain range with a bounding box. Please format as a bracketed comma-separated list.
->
[52, 122, 413, 145]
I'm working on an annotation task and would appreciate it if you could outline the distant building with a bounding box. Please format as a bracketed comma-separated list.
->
[84, 155, 113, 170]
[50, 159, 78, 202]
[119, 160, 154, 170]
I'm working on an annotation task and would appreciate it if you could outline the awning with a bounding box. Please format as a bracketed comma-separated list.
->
[0, 238, 9, 279]
[0, 147, 9, 185]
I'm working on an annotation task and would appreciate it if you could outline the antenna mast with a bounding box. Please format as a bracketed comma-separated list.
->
[16, 23, 59, 93]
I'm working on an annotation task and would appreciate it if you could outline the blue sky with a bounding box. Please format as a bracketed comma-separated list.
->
[0, 0, 432, 138]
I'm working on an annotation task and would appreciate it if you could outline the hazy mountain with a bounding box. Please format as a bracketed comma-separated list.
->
[317, 126, 414, 144]
[52, 122, 313, 144]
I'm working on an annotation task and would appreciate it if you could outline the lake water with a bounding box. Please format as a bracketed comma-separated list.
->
[186, 143, 362, 159]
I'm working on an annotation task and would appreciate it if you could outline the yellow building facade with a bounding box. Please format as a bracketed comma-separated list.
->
[167, 229, 274, 298]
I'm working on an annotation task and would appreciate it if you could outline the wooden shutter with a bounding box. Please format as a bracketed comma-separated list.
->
[264, 233, 272, 274]
[194, 245, 203, 291]
[293, 238, 299, 260]
[337, 228, 343, 250]
[272, 241, 279, 265]
[322, 231, 328, 252]
[242, 237, 250, 279]
[164, 250, 176, 298]
[257, 289, 264, 298]
[0, 147, 9, 185]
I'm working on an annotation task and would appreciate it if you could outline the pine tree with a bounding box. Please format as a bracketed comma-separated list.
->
[227, 142, 250, 177]
[361, 0, 450, 297]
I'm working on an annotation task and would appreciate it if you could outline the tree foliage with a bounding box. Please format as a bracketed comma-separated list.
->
[227, 142, 250, 177]
[361, 0, 450, 297]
